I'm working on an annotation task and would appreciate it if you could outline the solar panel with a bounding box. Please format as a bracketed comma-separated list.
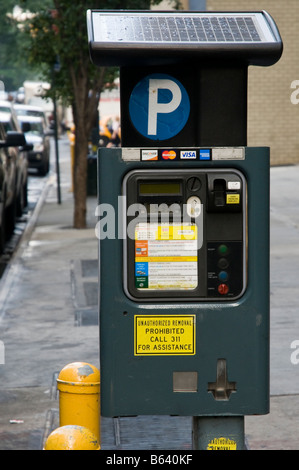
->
[95, 14, 274, 43]
[87, 10, 283, 66]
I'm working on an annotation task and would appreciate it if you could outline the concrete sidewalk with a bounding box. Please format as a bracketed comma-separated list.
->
[0, 136, 298, 450]
[0, 136, 100, 450]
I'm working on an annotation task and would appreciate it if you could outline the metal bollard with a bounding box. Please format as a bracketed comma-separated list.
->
[57, 362, 100, 443]
[44, 425, 100, 450]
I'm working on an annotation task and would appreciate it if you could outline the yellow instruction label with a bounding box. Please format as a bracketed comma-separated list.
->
[135, 222, 198, 290]
[207, 437, 237, 450]
[134, 315, 196, 356]
[226, 194, 240, 204]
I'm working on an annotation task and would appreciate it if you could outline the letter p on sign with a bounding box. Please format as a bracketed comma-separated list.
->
[129, 73, 190, 141]
[148, 79, 182, 135]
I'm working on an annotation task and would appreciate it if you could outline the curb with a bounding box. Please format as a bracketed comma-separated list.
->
[0, 173, 55, 320]
[17, 173, 56, 252]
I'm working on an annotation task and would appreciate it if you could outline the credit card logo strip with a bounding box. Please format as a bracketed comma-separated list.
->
[139, 147, 242, 162]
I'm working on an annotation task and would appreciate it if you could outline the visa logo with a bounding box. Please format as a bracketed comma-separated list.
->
[180, 150, 196, 159]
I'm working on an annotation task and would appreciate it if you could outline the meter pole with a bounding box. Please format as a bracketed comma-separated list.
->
[52, 56, 61, 205]
[53, 93, 61, 205]
[192, 416, 245, 450]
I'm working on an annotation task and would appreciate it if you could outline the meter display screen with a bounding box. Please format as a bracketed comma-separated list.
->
[139, 182, 181, 196]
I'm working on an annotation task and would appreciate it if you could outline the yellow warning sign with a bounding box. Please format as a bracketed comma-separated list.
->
[134, 315, 196, 356]
[207, 437, 237, 450]
[226, 194, 240, 204]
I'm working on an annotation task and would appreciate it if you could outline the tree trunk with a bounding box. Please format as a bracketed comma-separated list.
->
[73, 123, 88, 228]
[71, 70, 90, 229]
[71, 66, 106, 228]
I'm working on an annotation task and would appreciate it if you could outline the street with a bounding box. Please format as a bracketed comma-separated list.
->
[0, 172, 48, 279]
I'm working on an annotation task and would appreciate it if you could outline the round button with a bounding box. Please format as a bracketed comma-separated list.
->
[218, 284, 229, 295]
[218, 244, 229, 256]
[218, 271, 228, 282]
[218, 258, 229, 269]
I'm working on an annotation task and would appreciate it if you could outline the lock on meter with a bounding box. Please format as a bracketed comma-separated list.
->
[186, 196, 202, 218]
[123, 168, 246, 302]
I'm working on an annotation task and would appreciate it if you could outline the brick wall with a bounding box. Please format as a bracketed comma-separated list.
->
[204, 0, 299, 165]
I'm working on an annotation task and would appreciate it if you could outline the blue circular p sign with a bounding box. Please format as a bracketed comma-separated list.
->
[129, 73, 190, 141]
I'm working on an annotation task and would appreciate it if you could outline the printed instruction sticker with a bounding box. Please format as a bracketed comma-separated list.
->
[226, 194, 240, 204]
[134, 222, 198, 290]
[207, 437, 237, 450]
[134, 315, 196, 356]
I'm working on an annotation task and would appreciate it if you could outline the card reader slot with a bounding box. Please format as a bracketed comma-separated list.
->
[213, 179, 226, 207]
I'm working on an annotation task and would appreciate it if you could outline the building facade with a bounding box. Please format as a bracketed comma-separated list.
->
[203, 0, 299, 165]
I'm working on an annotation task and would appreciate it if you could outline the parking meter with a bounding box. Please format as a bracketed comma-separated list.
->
[87, 10, 282, 449]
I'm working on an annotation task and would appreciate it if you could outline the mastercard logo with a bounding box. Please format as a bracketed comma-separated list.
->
[162, 150, 177, 160]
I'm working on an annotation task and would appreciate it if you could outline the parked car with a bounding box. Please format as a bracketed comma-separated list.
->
[0, 111, 29, 218]
[0, 122, 26, 253]
[14, 103, 49, 129]
[0, 99, 15, 114]
[17, 115, 51, 176]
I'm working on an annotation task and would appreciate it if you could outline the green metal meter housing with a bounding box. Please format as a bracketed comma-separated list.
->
[97, 146, 269, 417]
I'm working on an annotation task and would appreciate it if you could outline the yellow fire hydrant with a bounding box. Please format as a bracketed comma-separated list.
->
[44, 425, 100, 450]
[57, 362, 100, 444]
